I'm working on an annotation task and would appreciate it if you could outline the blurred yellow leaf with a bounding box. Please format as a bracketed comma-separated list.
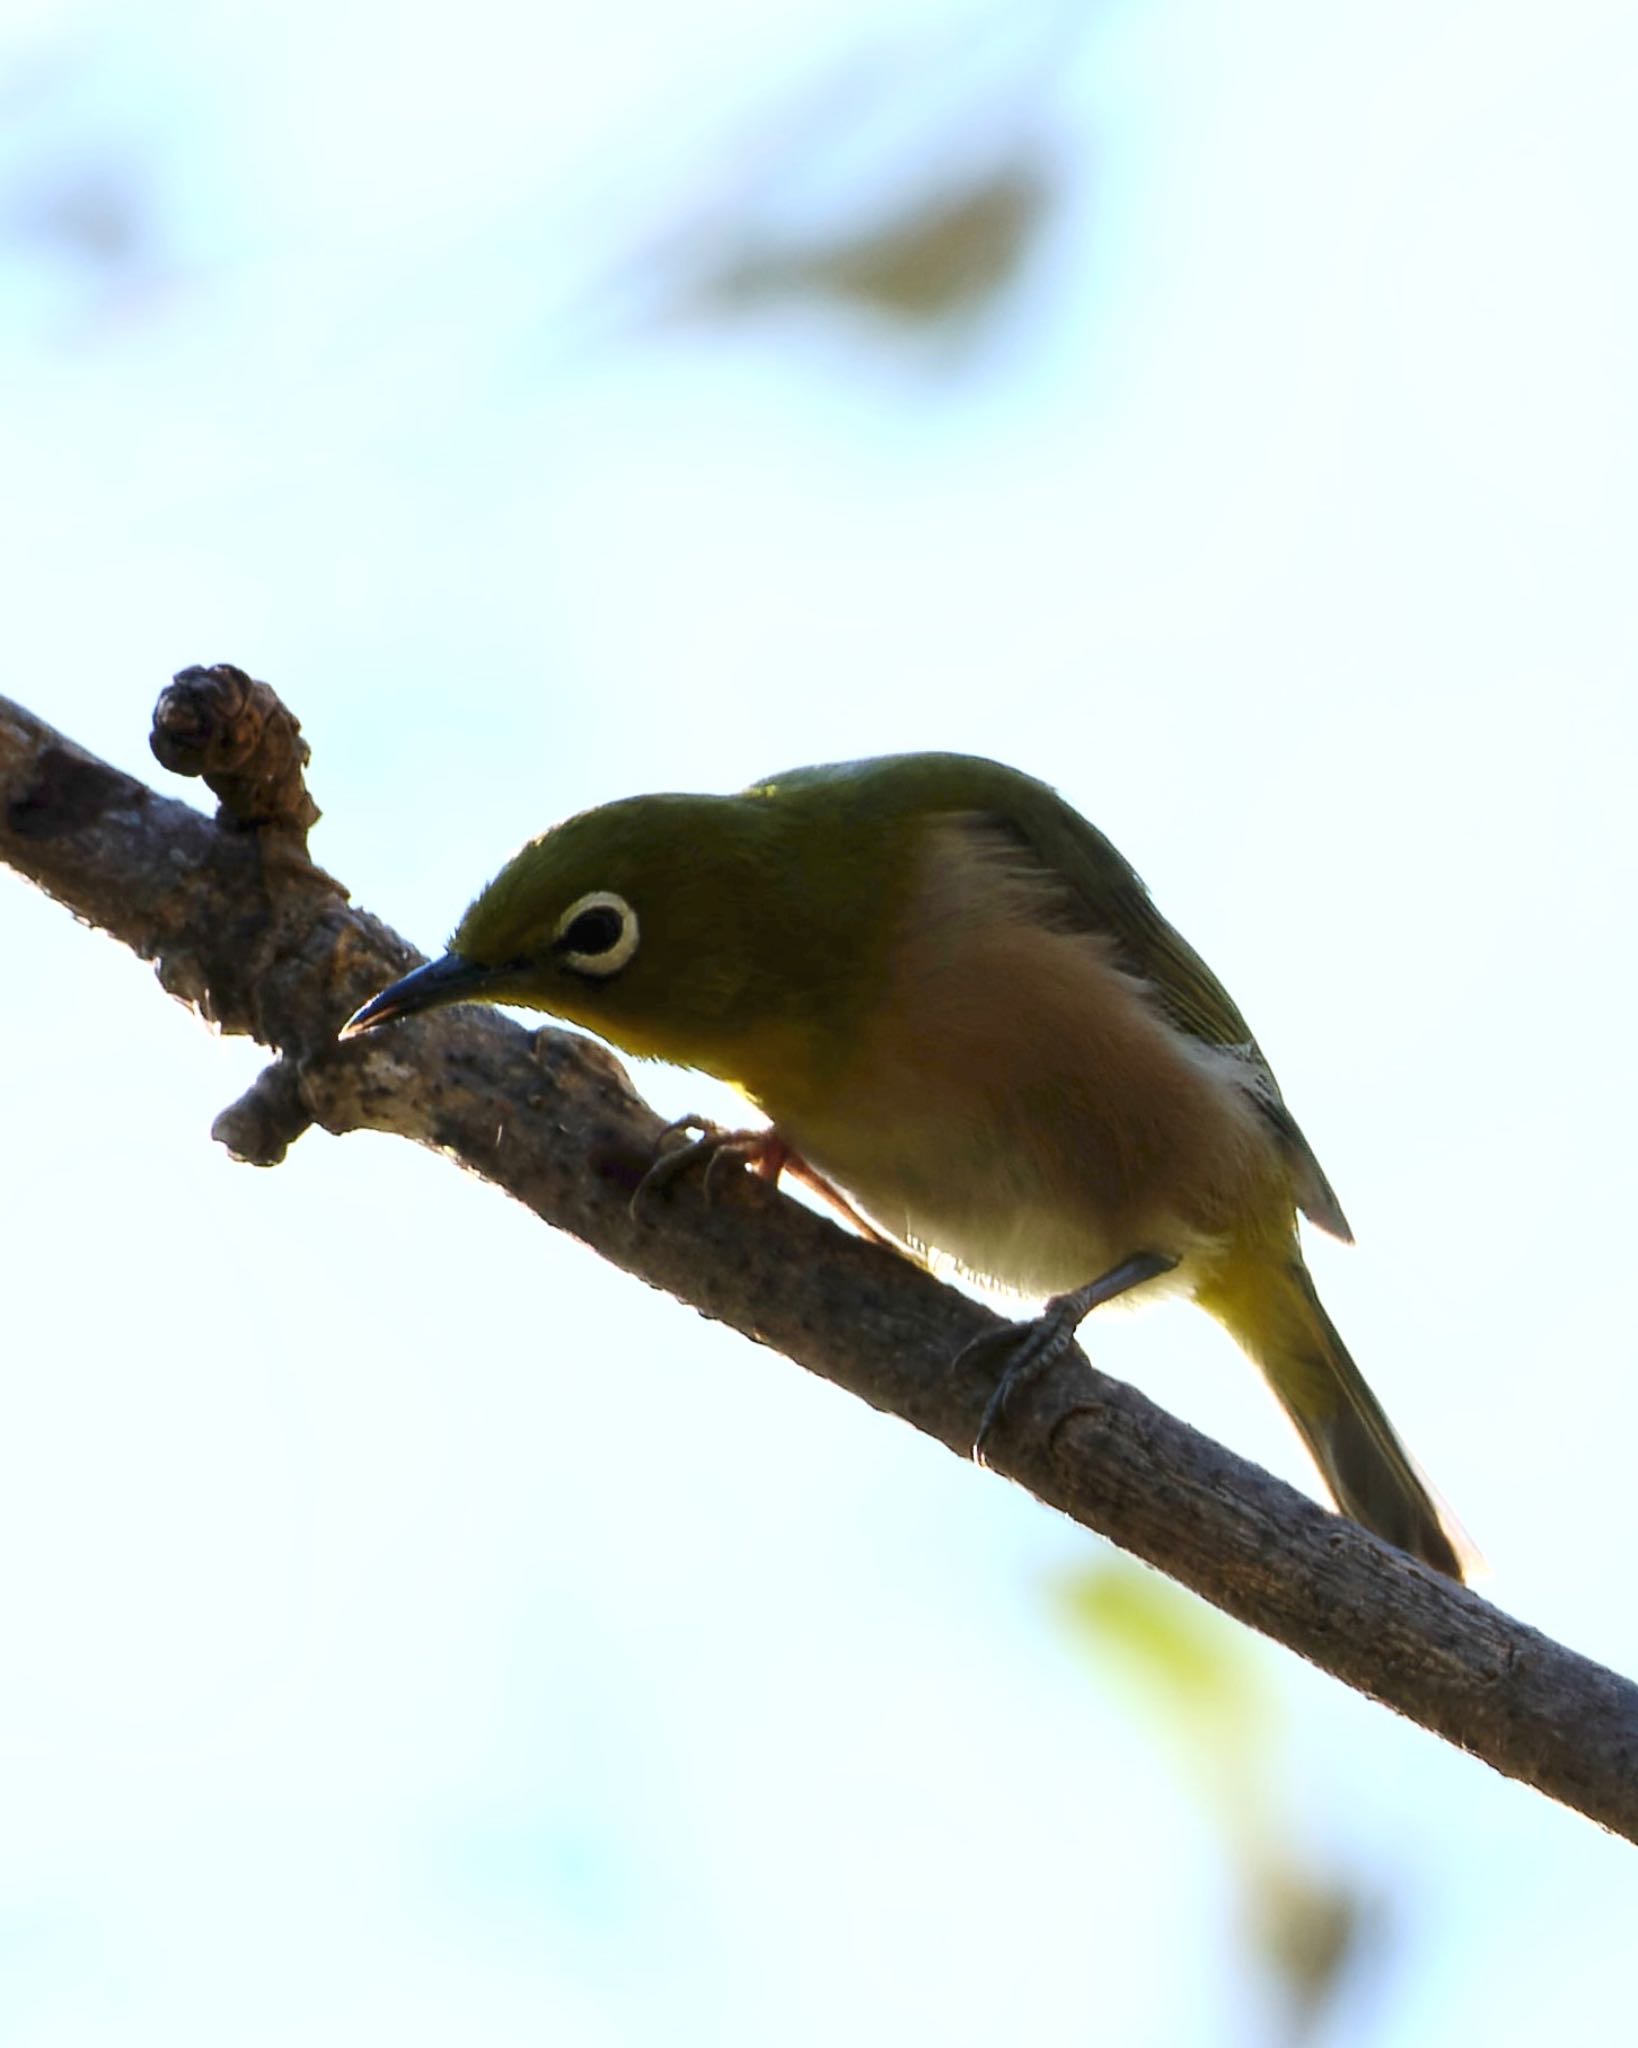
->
[1054, 1554, 1265, 1756]
[1054, 1559, 1377, 2043]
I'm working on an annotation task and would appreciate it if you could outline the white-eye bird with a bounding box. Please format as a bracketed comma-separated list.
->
[343, 752, 1465, 1579]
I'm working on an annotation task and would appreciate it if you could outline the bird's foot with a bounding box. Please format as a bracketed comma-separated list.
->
[630, 1117, 894, 1247]
[966, 1297, 1089, 1466]
[629, 1117, 770, 1217]
[967, 1250, 1180, 1465]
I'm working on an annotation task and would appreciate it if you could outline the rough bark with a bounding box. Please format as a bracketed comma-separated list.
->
[3, 678, 1634, 1841]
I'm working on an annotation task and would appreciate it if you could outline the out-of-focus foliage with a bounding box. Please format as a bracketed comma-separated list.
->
[619, 6, 1083, 345]
[1057, 1560, 1381, 2044]
[685, 150, 1055, 327]
[0, 49, 175, 345]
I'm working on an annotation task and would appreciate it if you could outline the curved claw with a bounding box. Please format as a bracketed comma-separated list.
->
[966, 1304, 1085, 1465]
[628, 1116, 735, 1220]
[967, 1249, 1181, 1465]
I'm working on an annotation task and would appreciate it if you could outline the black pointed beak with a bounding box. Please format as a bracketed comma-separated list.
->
[339, 952, 509, 1039]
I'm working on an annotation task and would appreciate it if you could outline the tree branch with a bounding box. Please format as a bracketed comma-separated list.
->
[4, 679, 1635, 1841]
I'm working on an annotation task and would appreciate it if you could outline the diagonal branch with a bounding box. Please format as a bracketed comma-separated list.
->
[4, 679, 1636, 1841]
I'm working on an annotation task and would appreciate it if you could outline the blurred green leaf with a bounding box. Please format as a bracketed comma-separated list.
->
[695, 154, 1054, 327]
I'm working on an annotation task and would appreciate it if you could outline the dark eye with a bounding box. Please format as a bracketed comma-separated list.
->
[552, 890, 639, 977]
[561, 905, 623, 954]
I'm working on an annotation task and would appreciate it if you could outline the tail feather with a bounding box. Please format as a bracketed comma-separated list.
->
[1199, 1254, 1466, 1581]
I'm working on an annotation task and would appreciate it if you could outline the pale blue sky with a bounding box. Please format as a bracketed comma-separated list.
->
[3, 1, 1636, 2042]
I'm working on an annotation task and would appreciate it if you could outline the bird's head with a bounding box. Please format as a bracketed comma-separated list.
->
[340, 787, 873, 1084]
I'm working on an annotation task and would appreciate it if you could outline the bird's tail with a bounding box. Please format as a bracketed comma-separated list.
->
[1198, 1250, 1468, 1581]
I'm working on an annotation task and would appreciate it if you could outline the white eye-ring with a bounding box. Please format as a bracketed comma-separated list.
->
[552, 890, 640, 977]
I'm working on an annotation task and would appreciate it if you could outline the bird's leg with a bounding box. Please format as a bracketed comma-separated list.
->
[631, 1117, 897, 1249]
[771, 1148, 900, 1249]
[969, 1249, 1180, 1464]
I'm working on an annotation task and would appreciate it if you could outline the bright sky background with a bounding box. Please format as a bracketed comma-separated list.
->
[3, 1, 1637, 2042]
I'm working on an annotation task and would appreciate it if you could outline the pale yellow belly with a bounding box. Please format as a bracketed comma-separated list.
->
[743, 836, 1286, 1297]
[777, 1089, 1227, 1298]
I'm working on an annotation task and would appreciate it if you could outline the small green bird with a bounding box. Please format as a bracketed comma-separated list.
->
[343, 752, 1465, 1579]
